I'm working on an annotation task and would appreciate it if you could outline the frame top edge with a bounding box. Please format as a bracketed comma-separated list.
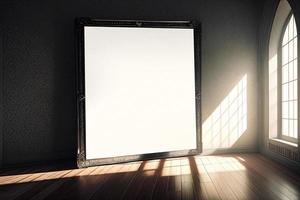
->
[76, 18, 199, 29]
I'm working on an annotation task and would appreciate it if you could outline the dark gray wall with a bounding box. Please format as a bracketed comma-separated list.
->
[0, 0, 264, 166]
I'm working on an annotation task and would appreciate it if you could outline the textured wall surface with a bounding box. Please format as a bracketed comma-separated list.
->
[0, 0, 264, 166]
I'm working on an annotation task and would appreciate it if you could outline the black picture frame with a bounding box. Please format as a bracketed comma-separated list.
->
[76, 18, 202, 168]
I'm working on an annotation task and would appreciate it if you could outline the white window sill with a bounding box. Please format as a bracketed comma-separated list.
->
[270, 138, 298, 148]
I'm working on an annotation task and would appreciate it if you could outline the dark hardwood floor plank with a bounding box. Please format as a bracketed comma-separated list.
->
[134, 160, 163, 200]
[41, 166, 104, 200]
[13, 169, 72, 200]
[30, 168, 87, 200]
[89, 162, 141, 200]
[201, 156, 238, 200]
[57, 165, 110, 200]
[215, 156, 258, 200]
[224, 156, 271, 200]
[194, 156, 221, 200]
[118, 161, 147, 200]
[239, 154, 299, 200]
[0, 166, 55, 200]
[233, 154, 292, 200]
[181, 157, 197, 200]
[0, 153, 299, 200]
[251, 154, 300, 184]
[188, 156, 211, 200]
[151, 159, 171, 200]
[0, 166, 41, 185]
[166, 158, 182, 200]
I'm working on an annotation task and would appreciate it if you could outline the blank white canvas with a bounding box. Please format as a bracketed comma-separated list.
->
[84, 26, 197, 159]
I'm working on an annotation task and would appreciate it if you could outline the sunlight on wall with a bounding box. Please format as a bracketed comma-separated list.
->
[269, 54, 278, 138]
[202, 75, 247, 150]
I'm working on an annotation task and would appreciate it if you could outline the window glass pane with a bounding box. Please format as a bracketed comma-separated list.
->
[289, 82, 294, 100]
[282, 65, 288, 83]
[282, 101, 288, 118]
[289, 120, 293, 137]
[281, 14, 298, 139]
[289, 42, 294, 61]
[282, 84, 288, 101]
[294, 100, 298, 119]
[282, 45, 288, 65]
[293, 60, 297, 80]
[282, 119, 289, 136]
[288, 62, 293, 81]
[289, 101, 294, 119]
[290, 121, 294, 138]
[293, 80, 297, 100]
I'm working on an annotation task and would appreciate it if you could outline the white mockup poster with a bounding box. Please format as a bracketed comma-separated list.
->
[84, 26, 197, 159]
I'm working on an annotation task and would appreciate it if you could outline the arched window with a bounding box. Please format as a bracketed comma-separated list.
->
[280, 13, 298, 142]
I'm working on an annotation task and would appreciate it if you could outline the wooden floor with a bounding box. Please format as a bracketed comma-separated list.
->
[0, 153, 299, 200]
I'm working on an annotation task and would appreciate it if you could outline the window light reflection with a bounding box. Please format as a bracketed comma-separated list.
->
[203, 75, 247, 149]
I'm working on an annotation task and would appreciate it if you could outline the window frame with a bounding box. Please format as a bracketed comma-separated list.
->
[278, 12, 298, 144]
